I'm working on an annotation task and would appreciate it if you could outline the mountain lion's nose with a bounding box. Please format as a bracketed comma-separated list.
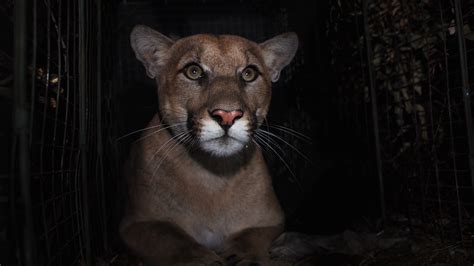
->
[211, 109, 243, 127]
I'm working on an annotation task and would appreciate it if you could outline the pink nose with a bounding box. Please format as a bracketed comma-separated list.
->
[211, 109, 243, 126]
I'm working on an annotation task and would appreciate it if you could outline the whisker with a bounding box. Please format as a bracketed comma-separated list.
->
[180, 134, 197, 150]
[132, 123, 187, 144]
[147, 129, 191, 163]
[117, 123, 184, 141]
[254, 134, 301, 188]
[264, 124, 312, 143]
[252, 137, 274, 163]
[255, 131, 287, 157]
[252, 138, 270, 158]
[185, 136, 199, 152]
[257, 129, 313, 165]
[253, 134, 303, 191]
[150, 131, 193, 192]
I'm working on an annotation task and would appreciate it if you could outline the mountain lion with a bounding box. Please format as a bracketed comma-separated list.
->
[120, 25, 298, 265]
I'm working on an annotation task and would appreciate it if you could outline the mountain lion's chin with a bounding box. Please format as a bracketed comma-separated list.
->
[200, 137, 246, 157]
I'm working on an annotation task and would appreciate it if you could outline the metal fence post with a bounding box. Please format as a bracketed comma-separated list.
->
[79, 0, 92, 264]
[363, 0, 386, 223]
[454, 0, 474, 193]
[96, 0, 109, 252]
[14, 0, 36, 265]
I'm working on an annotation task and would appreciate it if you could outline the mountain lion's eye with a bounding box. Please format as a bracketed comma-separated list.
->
[241, 66, 258, 82]
[184, 64, 204, 80]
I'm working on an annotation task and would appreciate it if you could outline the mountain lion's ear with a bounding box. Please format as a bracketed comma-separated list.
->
[260, 32, 298, 83]
[131, 25, 174, 79]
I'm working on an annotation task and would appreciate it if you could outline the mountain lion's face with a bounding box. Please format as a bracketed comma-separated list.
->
[131, 26, 298, 157]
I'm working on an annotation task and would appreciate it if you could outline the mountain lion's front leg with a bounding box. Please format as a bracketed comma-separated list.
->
[220, 225, 283, 265]
[121, 221, 224, 265]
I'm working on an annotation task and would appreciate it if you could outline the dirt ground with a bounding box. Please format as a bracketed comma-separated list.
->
[269, 216, 474, 266]
[98, 217, 474, 266]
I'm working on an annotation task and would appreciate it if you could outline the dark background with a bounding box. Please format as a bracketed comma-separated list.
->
[7, 0, 474, 265]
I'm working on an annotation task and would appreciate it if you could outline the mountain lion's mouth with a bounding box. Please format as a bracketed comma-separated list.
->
[197, 118, 250, 156]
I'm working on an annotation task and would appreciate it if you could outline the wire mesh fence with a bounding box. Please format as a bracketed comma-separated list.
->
[328, 0, 474, 248]
[9, 0, 111, 265]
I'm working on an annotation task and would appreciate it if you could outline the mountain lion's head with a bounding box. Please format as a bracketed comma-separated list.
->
[131, 25, 298, 157]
